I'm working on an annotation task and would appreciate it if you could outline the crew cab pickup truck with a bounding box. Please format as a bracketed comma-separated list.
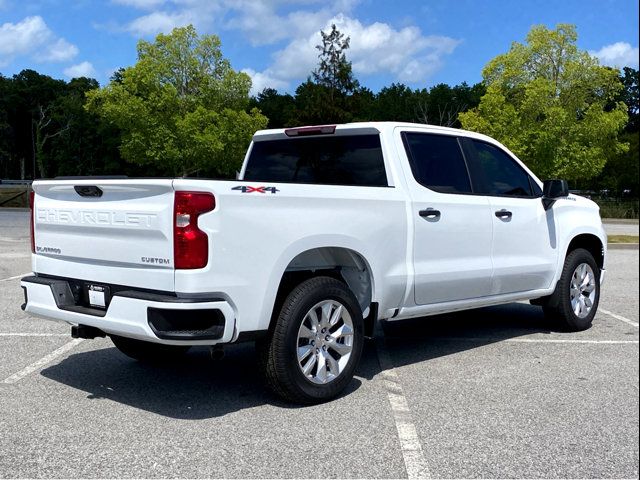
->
[21, 122, 607, 403]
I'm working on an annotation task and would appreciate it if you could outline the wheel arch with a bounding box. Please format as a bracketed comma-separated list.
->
[267, 246, 376, 335]
[566, 233, 605, 270]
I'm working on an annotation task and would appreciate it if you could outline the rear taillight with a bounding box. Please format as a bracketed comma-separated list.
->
[29, 190, 35, 253]
[173, 191, 215, 269]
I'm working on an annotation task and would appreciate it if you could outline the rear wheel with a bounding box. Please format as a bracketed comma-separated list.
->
[543, 248, 600, 331]
[257, 276, 364, 404]
[110, 335, 191, 362]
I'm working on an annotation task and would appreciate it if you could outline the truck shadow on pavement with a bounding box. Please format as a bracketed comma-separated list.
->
[375, 302, 556, 370]
[40, 302, 553, 419]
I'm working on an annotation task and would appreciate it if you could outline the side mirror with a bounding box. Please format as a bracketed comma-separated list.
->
[542, 179, 569, 210]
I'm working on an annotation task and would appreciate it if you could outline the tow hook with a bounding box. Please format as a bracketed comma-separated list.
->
[210, 345, 225, 361]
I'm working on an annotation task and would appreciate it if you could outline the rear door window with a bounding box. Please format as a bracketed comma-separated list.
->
[402, 132, 472, 194]
[244, 134, 387, 186]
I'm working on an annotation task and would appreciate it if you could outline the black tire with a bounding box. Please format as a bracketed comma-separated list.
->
[110, 335, 191, 362]
[543, 248, 601, 331]
[257, 276, 364, 404]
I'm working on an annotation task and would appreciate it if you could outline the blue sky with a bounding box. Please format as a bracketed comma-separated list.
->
[1, 0, 638, 94]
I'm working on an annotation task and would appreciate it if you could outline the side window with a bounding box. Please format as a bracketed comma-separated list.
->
[402, 133, 472, 194]
[466, 140, 535, 197]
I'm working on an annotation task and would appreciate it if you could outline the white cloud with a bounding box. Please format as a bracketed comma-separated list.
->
[63, 61, 97, 78]
[0, 16, 78, 66]
[117, 0, 357, 41]
[226, 2, 338, 46]
[111, 0, 460, 92]
[125, 10, 196, 36]
[243, 68, 289, 95]
[35, 38, 79, 62]
[112, 0, 166, 9]
[120, 1, 222, 37]
[0, 16, 51, 59]
[590, 42, 639, 68]
[250, 14, 461, 92]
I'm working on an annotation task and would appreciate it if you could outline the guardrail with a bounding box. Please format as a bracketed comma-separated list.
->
[0, 182, 31, 208]
[0, 180, 33, 185]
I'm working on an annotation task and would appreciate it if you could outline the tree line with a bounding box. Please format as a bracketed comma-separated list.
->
[0, 24, 637, 195]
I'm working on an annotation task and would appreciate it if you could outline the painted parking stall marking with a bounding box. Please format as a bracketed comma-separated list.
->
[599, 308, 639, 328]
[0, 272, 30, 282]
[0, 333, 67, 337]
[2, 339, 82, 384]
[376, 334, 431, 480]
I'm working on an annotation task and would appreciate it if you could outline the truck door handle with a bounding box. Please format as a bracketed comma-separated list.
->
[495, 209, 512, 219]
[419, 209, 441, 219]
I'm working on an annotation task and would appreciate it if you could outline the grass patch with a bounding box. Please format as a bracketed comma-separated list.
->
[608, 235, 639, 244]
[597, 200, 639, 219]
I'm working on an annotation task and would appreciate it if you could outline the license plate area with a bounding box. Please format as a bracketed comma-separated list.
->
[86, 284, 110, 309]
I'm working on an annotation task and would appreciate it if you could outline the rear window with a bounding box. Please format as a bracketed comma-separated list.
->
[243, 134, 388, 186]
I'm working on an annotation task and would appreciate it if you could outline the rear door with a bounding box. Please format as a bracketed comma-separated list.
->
[32, 179, 176, 291]
[461, 139, 558, 294]
[398, 129, 494, 305]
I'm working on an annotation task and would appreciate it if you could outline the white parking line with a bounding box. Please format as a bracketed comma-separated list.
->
[599, 308, 639, 328]
[2, 338, 82, 384]
[375, 335, 431, 480]
[0, 253, 30, 259]
[0, 333, 67, 337]
[437, 337, 639, 345]
[0, 272, 30, 282]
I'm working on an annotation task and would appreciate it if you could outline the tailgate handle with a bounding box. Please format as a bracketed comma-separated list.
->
[74, 185, 103, 198]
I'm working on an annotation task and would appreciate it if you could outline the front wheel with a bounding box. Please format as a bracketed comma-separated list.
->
[257, 276, 364, 404]
[543, 248, 601, 331]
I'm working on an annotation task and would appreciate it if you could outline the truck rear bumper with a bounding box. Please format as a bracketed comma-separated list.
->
[20, 276, 236, 346]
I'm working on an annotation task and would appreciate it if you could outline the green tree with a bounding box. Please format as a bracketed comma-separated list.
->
[371, 83, 419, 122]
[596, 132, 639, 194]
[619, 67, 639, 132]
[86, 25, 267, 177]
[459, 24, 628, 182]
[313, 24, 359, 97]
[418, 82, 485, 127]
[0, 70, 125, 180]
[48, 77, 125, 177]
[3, 70, 67, 178]
[295, 24, 359, 124]
[0, 75, 12, 177]
[249, 88, 296, 128]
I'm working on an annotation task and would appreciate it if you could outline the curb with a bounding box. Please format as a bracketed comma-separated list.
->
[602, 218, 639, 225]
[608, 243, 639, 250]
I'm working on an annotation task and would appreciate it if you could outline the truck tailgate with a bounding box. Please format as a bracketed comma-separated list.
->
[32, 179, 175, 291]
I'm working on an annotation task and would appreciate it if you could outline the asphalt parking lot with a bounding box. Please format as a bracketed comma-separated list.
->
[0, 210, 638, 479]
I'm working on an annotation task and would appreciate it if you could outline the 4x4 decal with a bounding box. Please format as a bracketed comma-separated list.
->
[232, 186, 279, 194]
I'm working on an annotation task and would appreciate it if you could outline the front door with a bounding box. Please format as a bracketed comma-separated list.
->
[461, 138, 559, 295]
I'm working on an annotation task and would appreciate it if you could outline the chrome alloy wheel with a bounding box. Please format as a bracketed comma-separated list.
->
[296, 300, 354, 385]
[570, 263, 597, 319]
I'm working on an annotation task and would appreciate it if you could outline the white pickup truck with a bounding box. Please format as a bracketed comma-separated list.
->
[21, 122, 607, 403]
